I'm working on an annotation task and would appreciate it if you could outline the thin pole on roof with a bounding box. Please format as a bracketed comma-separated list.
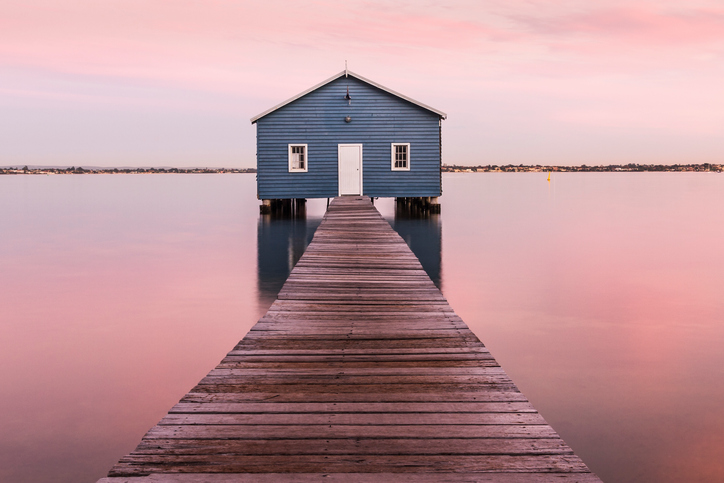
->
[345, 60, 348, 77]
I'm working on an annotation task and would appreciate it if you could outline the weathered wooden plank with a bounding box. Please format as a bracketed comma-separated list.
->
[109, 454, 591, 475]
[188, 383, 521, 394]
[243, 329, 477, 339]
[225, 347, 492, 355]
[222, 353, 492, 360]
[222, 355, 492, 363]
[98, 474, 604, 483]
[158, 412, 547, 426]
[249, 325, 472, 333]
[178, 391, 530, 404]
[142, 424, 561, 440]
[196, 374, 514, 386]
[168, 402, 537, 413]
[261, 311, 462, 319]
[215, 361, 501, 369]
[235, 336, 483, 347]
[251, 320, 468, 326]
[129, 438, 569, 455]
[204, 367, 507, 376]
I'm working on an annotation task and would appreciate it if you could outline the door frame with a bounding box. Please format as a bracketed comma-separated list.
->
[337, 144, 363, 196]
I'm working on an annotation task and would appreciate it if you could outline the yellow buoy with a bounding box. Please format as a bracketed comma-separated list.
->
[547, 171, 551, 182]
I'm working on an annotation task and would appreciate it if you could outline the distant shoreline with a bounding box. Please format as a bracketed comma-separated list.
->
[1, 164, 722, 175]
[443, 163, 722, 173]
[1, 167, 257, 175]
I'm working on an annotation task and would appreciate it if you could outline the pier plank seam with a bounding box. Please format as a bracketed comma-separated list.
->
[99, 196, 601, 482]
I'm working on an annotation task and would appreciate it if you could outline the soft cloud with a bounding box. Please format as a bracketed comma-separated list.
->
[516, 6, 724, 44]
[1, 0, 723, 166]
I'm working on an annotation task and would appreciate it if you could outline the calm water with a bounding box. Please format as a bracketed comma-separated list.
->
[1, 172, 723, 482]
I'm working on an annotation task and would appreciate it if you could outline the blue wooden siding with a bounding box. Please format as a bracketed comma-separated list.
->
[256, 76, 441, 199]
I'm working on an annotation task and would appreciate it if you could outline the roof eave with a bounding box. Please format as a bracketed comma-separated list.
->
[347, 70, 447, 120]
[250, 71, 346, 124]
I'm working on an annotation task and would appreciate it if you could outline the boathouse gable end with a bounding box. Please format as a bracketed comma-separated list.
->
[253, 72, 444, 200]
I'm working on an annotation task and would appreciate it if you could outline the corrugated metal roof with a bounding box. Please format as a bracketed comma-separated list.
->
[250, 70, 447, 123]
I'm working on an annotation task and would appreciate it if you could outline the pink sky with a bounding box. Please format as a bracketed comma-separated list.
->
[1, 0, 723, 167]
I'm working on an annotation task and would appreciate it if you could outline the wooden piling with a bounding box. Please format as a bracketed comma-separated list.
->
[395, 196, 441, 214]
[260, 198, 307, 217]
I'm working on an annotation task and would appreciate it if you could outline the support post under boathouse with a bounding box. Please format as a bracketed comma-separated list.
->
[252, 69, 444, 213]
[100, 196, 601, 482]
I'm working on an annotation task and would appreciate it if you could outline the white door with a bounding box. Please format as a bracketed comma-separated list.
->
[338, 144, 362, 195]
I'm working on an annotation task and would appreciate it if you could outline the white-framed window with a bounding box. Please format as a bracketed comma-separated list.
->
[391, 143, 410, 171]
[288, 144, 308, 172]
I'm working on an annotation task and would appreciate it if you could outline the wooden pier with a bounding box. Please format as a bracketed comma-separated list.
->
[100, 196, 601, 482]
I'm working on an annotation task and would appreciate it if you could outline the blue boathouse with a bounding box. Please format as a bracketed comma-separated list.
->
[251, 69, 446, 210]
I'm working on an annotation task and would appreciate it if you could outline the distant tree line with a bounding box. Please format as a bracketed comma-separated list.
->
[1, 167, 257, 175]
[442, 163, 723, 173]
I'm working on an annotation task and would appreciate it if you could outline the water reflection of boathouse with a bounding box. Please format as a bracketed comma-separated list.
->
[256, 205, 321, 311]
[256, 199, 442, 310]
[389, 200, 442, 290]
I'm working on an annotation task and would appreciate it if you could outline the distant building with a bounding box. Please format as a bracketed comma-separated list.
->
[251, 69, 446, 202]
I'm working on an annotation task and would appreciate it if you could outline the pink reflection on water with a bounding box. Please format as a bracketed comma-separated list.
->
[0, 174, 262, 482]
[439, 172, 724, 483]
[2, 173, 724, 483]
